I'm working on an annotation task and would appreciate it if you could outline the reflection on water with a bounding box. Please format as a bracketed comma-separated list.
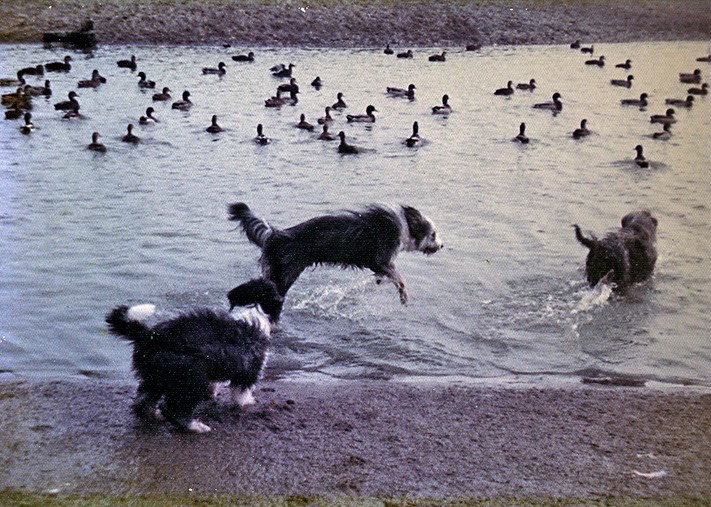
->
[0, 41, 709, 386]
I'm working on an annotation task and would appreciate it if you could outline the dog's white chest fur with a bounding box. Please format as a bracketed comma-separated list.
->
[232, 306, 272, 334]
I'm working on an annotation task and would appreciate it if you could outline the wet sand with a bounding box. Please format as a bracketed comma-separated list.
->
[0, 0, 709, 46]
[1, 379, 710, 499]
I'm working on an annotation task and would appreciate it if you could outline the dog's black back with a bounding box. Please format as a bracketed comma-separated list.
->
[574, 210, 658, 289]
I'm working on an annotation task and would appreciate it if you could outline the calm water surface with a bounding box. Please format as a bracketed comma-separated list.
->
[1, 41, 709, 386]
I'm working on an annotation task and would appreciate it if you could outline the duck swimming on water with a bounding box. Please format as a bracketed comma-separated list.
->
[139, 107, 158, 124]
[687, 83, 708, 95]
[254, 124, 271, 145]
[572, 119, 590, 139]
[621, 92, 648, 107]
[494, 81, 514, 96]
[206, 115, 223, 133]
[610, 75, 634, 88]
[665, 95, 694, 108]
[516, 79, 536, 91]
[652, 123, 672, 140]
[45, 56, 72, 72]
[431, 94, 452, 114]
[122, 124, 140, 144]
[650, 108, 676, 125]
[232, 51, 255, 62]
[386, 83, 416, 99]
[318, 124, 336, 141]
[585, 56, 605, 67]
[513, 122, 529, 143]
[615, 59, 632, 69]
[88, 132, 106, 152]
[332, 92, 347, 110]
[679, 69, 702, 84]
[171, 90, 193, 110]
[19, 112, 35, 134]
[633, 145, 649, 168]
[202, 62, 226, 75]
[54, 91, 79, 111]
[346, 105, 377, 123]
[152, 87, 171, 101]
[117, 55, 137, 71]
[404, 121, 421, 147]
[533, 92, 562, 111]
[337, 131, 360, 154]
[137, 72, 156, 89]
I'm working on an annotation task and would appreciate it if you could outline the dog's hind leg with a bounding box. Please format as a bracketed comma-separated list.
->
[374, 263, 409, 305]
[133, 381, 164, 422]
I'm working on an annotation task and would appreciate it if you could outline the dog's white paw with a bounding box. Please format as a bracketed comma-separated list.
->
[232, 388, 256, 408]
[187, 420, 212, 433]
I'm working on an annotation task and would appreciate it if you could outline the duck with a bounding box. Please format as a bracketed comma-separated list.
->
[652, 123, 672, 140]
[53, 91, 80, 111]
[2, 87, 30, 108]
[494, 81, 514, 96]
[18, 64, 44, 76]
[513, 122, 529, 143]
[277, 78, 299, 94]
[0, 71, 25, 87]
[121, 124, 140, 144]
[396, 50, 413, 59]
[633, 145, 649, 168]
[688, 83, 709, 95]
[650, 108, 676, 125]
[346, 105, 377, 123]
[254, 124, 271, 145]
[137, 72, 156, 88]
[206, 115, 223, 133]
[621, 92, 649, 107]
[679, 69, 702, 84]
[404, 121, 421, 147]
[45, 56, 72, 72]
[570, 40, 581, 49]
[171, 90, 193, 110]
[384, 44, 394, 55]
[25, 80, 52, 96]
[139, 107, 158, 124]
[77, 69, 105, 88]
[5, 108, 23, 120]
[615, 59, 632, 69]
[428, 51, 446, 62]
[272, 63, 295, 78]
[610, 75, 634, 88]
[332, 92, 347, 110]
[152, 87, 172, 101]
[696, 55, 711, 62]
[572, 119, 590, 139]
[317, 106, 334, 124]
[465, 43, 482, 51]
[264, 90, 286, 108]
[665, 95, 694, 108]
[87, 132, 106, 152]
[533, 92, 562, 111]
[585, 55, 605, 67]
[432, 94, 452, 114]
[19, 112, 35, 134]
[516, 79, 536, 91]
[317, 124, 336, 141]
[117, 55, 137, 71]
[311, 76, 322, 88]
[580, 45, 594, 54]
[202, 62, 226, 75]
[337, 131, 359, 154]
[232, 51, 255, 62]
[386, 83, 416, 99]
[295, 113, 315, 131]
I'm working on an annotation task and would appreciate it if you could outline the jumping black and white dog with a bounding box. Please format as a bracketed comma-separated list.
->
[106, 278, 283, 433]
[573, 210, 658, 290]
[227, 203, 443, 312]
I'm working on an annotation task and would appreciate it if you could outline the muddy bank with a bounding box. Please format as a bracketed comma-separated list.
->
[1, 379, 709, 499]
[0, 0, 709, 46]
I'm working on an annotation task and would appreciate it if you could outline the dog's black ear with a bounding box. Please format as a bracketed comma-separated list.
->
[228, 279, 283, 321]
[400, 205, 431, 241]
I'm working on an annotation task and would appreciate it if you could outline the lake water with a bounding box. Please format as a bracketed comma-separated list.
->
[1, 41, 709, 387]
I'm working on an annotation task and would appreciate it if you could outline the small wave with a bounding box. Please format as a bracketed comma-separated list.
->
[572, 282, 613, 314]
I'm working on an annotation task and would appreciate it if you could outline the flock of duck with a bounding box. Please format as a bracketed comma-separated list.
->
[2, 44, 709, 164]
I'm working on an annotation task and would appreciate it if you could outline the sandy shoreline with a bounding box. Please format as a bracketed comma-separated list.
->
[0, 0, 709, 47]
[1, 379, 710, 500]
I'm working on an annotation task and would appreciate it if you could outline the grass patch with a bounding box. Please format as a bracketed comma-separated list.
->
[0, 491, 709, 507]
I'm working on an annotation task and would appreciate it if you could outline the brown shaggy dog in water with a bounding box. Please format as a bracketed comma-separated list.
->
[573, 210, 658, 290]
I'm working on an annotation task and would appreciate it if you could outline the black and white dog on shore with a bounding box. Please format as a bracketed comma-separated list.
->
[227, 203, 443, 313]
[573, 210, 658, 290]
[106, 279, 283, 433]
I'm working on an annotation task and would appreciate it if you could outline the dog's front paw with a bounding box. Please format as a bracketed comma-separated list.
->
[232, 388, 256, 408]
[187, 420, 212, 433]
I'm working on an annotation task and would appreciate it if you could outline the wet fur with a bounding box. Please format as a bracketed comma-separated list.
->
[227, 203, 443, 313]
[106, 279, 282, 433]
[573, 210, 658, 289]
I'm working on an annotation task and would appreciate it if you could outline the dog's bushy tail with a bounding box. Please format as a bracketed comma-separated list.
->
[228, 203, 274, 249]
[573, 225, 597, 250]
[105, 304, 155, 342]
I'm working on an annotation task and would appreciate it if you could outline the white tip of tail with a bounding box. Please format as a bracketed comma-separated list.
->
[126, 304, 157, 321]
